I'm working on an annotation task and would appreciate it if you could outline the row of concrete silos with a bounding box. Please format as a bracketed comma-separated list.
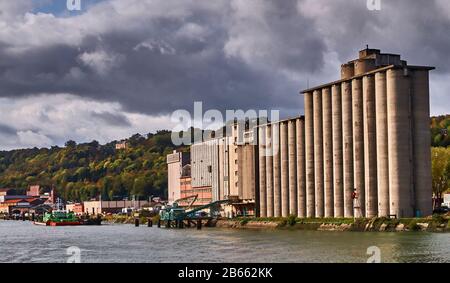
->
[258, 67, 432, 218]
[258, 118, 306, 217]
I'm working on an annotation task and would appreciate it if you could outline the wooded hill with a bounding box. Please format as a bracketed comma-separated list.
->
[0, 115, 449, 202]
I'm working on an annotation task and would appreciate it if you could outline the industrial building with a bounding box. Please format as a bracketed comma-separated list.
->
[167, 150, 190, 204]
[257, 48, 434, 218]
[190, 123, 256, 217]
[167, 48, 434, 219]
[82, 199, 152, 215]
[166, 122, 257, 217]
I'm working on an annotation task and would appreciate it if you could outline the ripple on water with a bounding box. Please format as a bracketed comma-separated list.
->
[0, 221, 448, 263]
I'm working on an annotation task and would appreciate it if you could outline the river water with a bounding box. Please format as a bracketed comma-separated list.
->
[0, 220, 448, 263]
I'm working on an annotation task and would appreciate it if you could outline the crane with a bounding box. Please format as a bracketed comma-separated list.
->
[173, 194, 198, 209]
[159, 199, 231, 222]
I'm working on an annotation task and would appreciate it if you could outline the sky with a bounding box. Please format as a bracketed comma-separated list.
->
[0, 0, 449, 150]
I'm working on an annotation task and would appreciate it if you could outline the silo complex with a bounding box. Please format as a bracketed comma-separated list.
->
[256, 48, 433, 218]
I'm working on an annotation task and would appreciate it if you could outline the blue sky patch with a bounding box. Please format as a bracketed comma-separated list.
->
[33, 0, 106, 16]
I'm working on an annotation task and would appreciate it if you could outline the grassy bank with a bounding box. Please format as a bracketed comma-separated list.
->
[102, 214, 160, 225]
[222, 214, 450, 232]
[101, 213, 449, 232]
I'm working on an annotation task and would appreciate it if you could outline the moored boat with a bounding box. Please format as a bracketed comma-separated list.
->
[34, 210, 82, 226]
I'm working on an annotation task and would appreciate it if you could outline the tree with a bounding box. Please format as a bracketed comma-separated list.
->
[0, 130, 181, 202]
[65, 140, 77, 148]
[431, 147, 450, 206]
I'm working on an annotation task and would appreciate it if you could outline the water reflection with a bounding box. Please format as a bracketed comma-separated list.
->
[0, 221, 448, 263]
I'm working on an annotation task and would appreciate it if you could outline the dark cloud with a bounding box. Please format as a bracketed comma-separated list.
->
[0, 0, 326, 119]
[0, 123, 17, 136]
[91, 111, 131, 127]
[0, 0, 449, 125]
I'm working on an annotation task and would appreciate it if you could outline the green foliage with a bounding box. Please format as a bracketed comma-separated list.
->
[240, 218, 250, 225]
[431, 147, 450, 196]
[432, 213, 446, 224]
[431, 115, 450, 147]
[0, 131, 186, 202]
[152, 214, 161, 224]
[287, 215, 297, 226]
[407, 219, 420, 231]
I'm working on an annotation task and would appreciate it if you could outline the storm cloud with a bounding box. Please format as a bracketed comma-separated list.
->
[0, 0, 449, 149]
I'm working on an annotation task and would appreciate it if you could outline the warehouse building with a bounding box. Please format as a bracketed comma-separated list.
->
[190, 122, 257, 217]
[167, 150, 190, 204]
[257, 48, 434, 218]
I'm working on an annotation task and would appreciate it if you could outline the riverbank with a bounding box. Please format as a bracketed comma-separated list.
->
[102, 214, 160, 225]
[217, 215, 450, 232]
[102, 214, 450, 232]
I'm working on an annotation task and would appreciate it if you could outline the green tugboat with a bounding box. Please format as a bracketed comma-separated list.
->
[33, 198, 101, 226]
[34, 210, 81, 226]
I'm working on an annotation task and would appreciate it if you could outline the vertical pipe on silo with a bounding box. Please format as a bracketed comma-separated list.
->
[265, 124, 274, 217]
[411, 70, 433, 217]
[280, 122, 289, 217]
[352, 78, 365, 217]
[387, 68, 413, 218]
[258, 126, 267, 217]
[323, 87, 334, 218]
[288, 120, 298, 216]
[332, 84, 344, 218]
[296, 118, 306, 217]
[342, 81, 354, 217]
[273, 123, 282, 217]
[313, 90, 324, 218]
[375, 72, 389, 217]
[304, 92, 315, 218]
[363, 75, 378, 217]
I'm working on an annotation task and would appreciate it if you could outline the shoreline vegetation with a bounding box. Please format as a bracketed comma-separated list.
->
[101, 214, 450, 233]
[217, 215, 450, 232]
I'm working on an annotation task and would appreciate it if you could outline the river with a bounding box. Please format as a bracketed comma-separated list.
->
[0, 220, 448, 263]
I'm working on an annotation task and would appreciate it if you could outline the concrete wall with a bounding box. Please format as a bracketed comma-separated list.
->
[313, 90, 324, 217]
[363, 75, 378, 217]
[387, 68, 413, 217]
[305, 92, 315, 218]
[323, 87, 334, 218]
[332, 84, 344, 217]
[288, 120, 298, 216]
[272, 123, 282, 217]
[342, 81, 354, 217]
[191, 142, 215, 188]
[296, 119, 306, 217]
[375, 71, 390, 217]
[411, 70, 433, 216]
[239, 144, 256, 200]
[191, 124, 256, 206]
[266, 124, 274, 217]
[247, 51, 432, 219]
[256, 117, 304, 218]
[352, 78, 365, 217]
[258, 126, 267, 217]
[298, 66, 432, 219]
